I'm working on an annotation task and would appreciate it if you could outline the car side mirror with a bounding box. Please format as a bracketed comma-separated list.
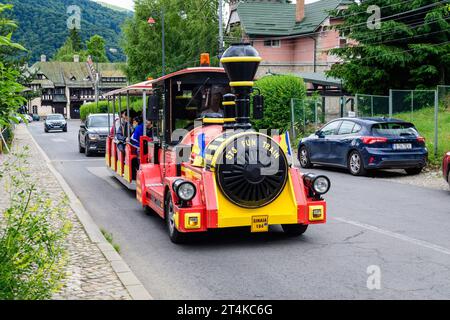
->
[316, 130, 324, 138]
[80, 124, 86, 130]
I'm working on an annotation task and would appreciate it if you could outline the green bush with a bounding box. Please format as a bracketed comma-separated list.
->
[253, 75, 307, 132]
[80, 98, 144, 120]
[0, 148, 72, 299]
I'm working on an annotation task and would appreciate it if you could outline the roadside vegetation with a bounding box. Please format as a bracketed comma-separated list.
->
[395, 106, 450, 166]
[101, 229, 121, 253]
[79, 98, 143, 121]
[0, 149, 72, 299]
[253, 75, 307, 132]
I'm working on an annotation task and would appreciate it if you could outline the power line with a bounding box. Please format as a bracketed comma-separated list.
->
[226, 0, 448, 43]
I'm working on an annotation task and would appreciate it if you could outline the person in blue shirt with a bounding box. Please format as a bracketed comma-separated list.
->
[130, 116, 144, 149]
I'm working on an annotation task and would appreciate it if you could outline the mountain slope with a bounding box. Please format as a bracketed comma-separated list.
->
[8, 0, 131, 62]
[92, 0, 132, 13]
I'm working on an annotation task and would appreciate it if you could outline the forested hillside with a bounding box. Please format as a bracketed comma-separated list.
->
[7, 0, 130, 62]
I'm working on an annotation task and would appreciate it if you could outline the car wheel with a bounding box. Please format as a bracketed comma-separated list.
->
[348, 151, 367, 176]
[448, 170, 450, 189]
[85, 139, 92, 157]
[405, 167, 423, 175]
[282, 224, 308, 236]
[165, 192, 187, 244]
[299, 146, 313, 169]
[78, 136, 85, 153]
[44, 127, 48, 133]
[63, 126, 67, 132]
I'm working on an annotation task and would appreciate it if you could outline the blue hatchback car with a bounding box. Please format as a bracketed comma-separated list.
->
[298, 118, 428, 176]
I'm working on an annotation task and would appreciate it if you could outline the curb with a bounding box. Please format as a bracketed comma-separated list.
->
[25, 125, 153, 300]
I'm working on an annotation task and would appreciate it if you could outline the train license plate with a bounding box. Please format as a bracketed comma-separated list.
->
[251, 216, 269, 233]
[393, 143, 412, 150]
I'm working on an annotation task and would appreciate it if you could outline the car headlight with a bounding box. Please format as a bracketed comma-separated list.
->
[303, 173, 331, 197]
[89, 134, 100, 141]
[173, 179, 196, 201]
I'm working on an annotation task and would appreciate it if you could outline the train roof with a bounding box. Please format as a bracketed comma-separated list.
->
[104, 67, 226, 97]
[104, 79, 153, 97]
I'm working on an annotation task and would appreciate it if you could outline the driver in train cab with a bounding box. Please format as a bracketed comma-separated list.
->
[200, 85, 225, 117]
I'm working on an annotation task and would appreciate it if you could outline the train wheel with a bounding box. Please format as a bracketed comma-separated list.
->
[165, 193, 187, 244]
[282, 224, 308, 237]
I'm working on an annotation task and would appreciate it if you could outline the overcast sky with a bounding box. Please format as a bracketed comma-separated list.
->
[98, 0, 320, 12]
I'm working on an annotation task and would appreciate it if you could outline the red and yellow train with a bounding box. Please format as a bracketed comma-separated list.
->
[104, 43, 330, 243]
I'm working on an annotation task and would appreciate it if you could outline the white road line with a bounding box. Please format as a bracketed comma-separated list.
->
[334, 217, 450, 256]
[51, 138, 68, 143]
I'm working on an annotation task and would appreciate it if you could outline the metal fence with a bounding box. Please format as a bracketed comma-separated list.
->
[291, 85, 449, 158]
[355, 94, 389, 117]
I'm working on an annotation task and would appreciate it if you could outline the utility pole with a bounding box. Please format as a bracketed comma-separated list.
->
[162, 8, 166, 76]
[219, 0, 224, 59]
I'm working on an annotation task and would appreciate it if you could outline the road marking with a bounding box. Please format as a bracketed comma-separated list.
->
[87, 167, 121, 190]
[334, 217, 450, 256]
[51, 138, 67, 143]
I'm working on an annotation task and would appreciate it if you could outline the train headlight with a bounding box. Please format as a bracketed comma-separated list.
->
[303, 173, 331, 197]
[313, 176, 330, 194]
[173, 179, 197, 201]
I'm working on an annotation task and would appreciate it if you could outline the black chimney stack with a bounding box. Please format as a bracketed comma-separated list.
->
[220, 43, 262, 130]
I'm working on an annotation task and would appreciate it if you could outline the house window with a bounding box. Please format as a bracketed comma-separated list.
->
[264, 40, 281, 48]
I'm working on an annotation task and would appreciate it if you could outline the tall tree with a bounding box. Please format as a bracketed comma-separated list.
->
[86, 35, 109, 63]
[0, 3, 26, 128]
[327, 0, 450, 95]
[69, 28, 83, 52]
[122, 0, 220, 82]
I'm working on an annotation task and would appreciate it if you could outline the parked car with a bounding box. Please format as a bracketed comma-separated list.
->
[298, 117, 428, 176]
[32, 114, 40, 121]
[79, 114, 112, 156]
[44, 114, 67, 133]
[443, 152, 450, 188]
[25, 114, 33, 123]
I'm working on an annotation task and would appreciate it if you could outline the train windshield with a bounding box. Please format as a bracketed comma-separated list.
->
[172, 81, 230, 130]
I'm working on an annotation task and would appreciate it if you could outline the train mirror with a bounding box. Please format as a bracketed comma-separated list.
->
[253, 95, 264, 120]
[147, 95, 159, 121]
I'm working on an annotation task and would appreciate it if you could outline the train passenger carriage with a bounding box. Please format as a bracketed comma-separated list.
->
[105, 43, 331, 243]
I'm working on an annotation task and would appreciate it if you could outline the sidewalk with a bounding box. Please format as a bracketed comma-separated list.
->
[0, 125, 151, 300]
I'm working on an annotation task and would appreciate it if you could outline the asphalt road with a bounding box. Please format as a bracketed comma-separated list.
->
[28, 120, 450, 300]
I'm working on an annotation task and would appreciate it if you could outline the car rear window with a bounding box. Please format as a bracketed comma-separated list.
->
[89, 116, 113, 127]
[372, 122, 418, 137]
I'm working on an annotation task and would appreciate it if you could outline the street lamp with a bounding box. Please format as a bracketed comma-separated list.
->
[148, 8, 166, 77]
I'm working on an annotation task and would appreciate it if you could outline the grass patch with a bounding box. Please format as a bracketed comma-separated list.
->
[393, 106, 450, 166]
[101, 229, 121, 254]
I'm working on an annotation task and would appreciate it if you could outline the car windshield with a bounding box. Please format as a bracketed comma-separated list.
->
[47, 115, 64, 121]
[88, 115, 113, 127]
[372, 122, 418, 137]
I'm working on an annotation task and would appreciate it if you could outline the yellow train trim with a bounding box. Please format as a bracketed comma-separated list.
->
[220, 56, 263, 63]
[230, 81, 254, 87]
[124, 164, 132, 183]
[222, 101, 236, 106]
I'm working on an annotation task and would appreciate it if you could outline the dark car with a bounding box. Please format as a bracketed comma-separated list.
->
[79, 114, 112, 156]
[44, 114, 67, 132]
[298, 118, 428, 176]
[443, 152, 450, 188]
